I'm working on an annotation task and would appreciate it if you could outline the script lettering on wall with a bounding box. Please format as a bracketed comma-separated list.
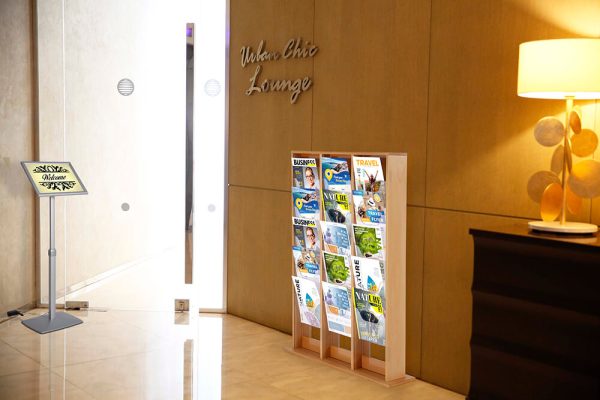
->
[240, 38, 319, 104]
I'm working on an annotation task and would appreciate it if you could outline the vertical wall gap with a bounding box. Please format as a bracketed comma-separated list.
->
[309, 0, 315, 151]
[185, 23, 195, 284]
[418, 0, 435, 379]
[31, 0, 41, 306]
[61, 0, 68, 304]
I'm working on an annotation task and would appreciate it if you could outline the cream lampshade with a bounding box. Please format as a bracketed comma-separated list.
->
[518, 38, 600, 234]
[518, 39, 600, 99]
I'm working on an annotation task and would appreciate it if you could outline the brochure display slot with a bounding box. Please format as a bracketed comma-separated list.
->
[320, 152, 352, 366]
[290, 152, 321, 358]
[289, 151, 413, 387]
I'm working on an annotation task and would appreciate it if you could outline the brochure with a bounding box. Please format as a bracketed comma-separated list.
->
[323, 251, 351, 287]
[353, 190, 385, 225]
[292, 157, 320, 190]
[352, 156, 385, 193]
[319, 221, 352, 256]
[322, 282, 352, 337]
[292, 246, 320, 283]
[353, 287, 385, 346]
[292, 217, 320, 250]
[322, 189, 353, 231]
[352, 256, 385, 299]
[292, 187, 320, 219]
[353, 224, 385, 259]
[321, 157, 351, 192]
[292, 276, 321, 328]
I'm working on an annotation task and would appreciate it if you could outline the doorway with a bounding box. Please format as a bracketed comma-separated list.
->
[35, 0, 227, 313]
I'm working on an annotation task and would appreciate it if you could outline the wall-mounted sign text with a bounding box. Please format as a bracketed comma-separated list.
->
[240, 38, 318, 104]
[21, 161, 88, 197]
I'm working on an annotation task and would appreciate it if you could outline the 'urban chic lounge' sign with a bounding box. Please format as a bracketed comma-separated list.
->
[240, 38, 318, 104]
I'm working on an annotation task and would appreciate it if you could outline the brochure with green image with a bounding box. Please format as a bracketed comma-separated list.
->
[323, 251, 351, 288]
[352, 224, 385, 259]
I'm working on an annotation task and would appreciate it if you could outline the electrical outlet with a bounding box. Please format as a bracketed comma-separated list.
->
[175, 299, 190, 312]
[65, 300, 89, 310]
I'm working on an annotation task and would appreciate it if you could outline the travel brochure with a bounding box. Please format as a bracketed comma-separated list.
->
[353, 190, 385, 225]
[290, 155, 390, 346]
[292, 187, 320, 219]
[352, 156, 385, 193]
[292, 246, 320, 284]
[321, 157, 351, 192]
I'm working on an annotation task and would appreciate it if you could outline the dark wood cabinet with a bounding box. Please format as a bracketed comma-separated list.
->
[469, 225, 600, 400]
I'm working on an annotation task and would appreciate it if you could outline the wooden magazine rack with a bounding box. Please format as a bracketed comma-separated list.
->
[289, 151, 413, 387]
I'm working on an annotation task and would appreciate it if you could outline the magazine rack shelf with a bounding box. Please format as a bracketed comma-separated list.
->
[289, 151, 413, 387]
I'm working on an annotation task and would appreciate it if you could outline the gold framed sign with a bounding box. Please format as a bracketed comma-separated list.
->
[21, 161, 88, 197]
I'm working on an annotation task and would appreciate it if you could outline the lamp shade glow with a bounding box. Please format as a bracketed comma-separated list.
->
[517, 39, 600, 99]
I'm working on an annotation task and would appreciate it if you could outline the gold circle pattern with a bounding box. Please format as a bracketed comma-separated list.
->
[540, 183, 562, 221]
[571, 129, 598, 158]
[527, 171, 560, 203]
[569, 160, 600, 198]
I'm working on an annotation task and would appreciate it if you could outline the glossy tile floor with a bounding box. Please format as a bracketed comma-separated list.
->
[0, 309, 463, 400]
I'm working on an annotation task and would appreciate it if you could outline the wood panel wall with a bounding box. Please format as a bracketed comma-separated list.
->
[228, 0, 600, 394]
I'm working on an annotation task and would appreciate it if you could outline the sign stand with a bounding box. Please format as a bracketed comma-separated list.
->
[21, 161, 88, 334]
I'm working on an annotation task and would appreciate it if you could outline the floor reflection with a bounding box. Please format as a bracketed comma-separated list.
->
[0, 309, 462, 400]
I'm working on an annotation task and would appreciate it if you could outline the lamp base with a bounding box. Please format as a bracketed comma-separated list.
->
[528, 220, 598, 234]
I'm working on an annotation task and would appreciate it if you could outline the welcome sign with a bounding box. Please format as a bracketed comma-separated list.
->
[21, 161, 87, 196]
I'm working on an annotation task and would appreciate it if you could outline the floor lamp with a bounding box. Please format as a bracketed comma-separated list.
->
[518, 38, 600, 234]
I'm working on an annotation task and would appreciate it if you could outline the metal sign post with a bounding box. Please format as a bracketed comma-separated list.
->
[21, 161, 88, 334]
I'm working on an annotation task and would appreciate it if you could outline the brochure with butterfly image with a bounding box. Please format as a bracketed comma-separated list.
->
[353, 287, 385, 346]
[353, 190, 385, 225]
[322, 282, 352, 337]
[321, 157, 351, 192]
[353, 224, 385, 259]
[322, 189, 352, 231]
[292, 217, 320, 250]
[292, 187, 320, 219]
[319, 221, 352, 256]
[352, 156, 385, 193]
[292, 246, 321, 284]
[292, 157, 320, 190]
[323, 251, 351, 288]
[292, 276, 321, 328]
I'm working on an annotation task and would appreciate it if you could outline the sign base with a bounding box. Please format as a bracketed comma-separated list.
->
[22, 312, 83, 334]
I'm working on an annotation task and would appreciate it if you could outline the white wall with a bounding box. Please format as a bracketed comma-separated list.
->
[0, 0, 36, 314]
[37, 0, 187, 303]
[35, 0, 227, 310]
